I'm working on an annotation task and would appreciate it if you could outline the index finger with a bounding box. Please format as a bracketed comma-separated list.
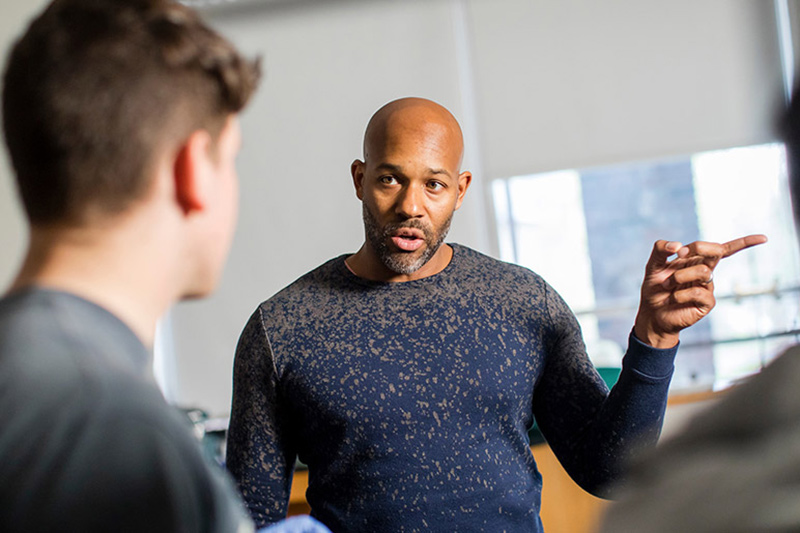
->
[722, 234, 768, 258]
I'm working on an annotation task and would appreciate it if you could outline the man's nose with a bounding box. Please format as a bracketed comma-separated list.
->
[395, 184, 423, 218]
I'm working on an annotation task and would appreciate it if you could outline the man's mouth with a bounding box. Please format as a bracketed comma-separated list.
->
[390, 228, 425, 252]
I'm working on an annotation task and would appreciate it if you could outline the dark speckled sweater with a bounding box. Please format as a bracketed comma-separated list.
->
[226, 245, 677, 532]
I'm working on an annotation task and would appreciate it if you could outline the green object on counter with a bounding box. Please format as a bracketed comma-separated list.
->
[528, 366, 621, 445]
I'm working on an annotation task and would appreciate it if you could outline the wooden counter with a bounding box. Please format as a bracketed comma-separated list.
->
[288, 469, 311, 517]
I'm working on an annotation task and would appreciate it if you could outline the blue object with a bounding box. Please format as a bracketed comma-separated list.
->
[258, 516, 331, 533]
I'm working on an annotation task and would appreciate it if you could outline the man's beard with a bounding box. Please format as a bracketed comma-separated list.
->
[362, 204, 452, 275]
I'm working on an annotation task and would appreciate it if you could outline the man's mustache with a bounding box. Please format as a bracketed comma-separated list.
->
[381, 219, 434, 240]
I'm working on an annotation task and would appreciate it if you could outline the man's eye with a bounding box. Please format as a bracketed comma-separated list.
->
[427, 181, 444, 191]
[379, 175, 398, 185]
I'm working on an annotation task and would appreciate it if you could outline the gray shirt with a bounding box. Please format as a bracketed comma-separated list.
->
[0, 287, 252, 533]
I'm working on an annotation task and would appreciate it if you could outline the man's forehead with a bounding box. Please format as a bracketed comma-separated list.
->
[382, 107, 459, 138]
[367, 119, 461, 161]
[369, 133, 460, 170]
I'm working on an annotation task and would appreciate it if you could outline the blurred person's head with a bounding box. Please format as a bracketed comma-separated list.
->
[2, 0, 259, 299]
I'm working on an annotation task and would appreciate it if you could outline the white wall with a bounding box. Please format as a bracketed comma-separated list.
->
[172, 0, 784, 416]
[467, 0, 783, 178]
[0, 0, 787, 416]
[0, 0, 50, 288]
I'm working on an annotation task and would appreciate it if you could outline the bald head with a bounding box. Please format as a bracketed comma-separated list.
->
[363, 98, 465, 170]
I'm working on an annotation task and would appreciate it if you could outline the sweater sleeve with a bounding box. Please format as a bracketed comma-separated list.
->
[532, 282, 676, 497]
[227, 307, 298, 527]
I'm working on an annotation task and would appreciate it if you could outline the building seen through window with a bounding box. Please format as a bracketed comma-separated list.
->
[492, 143, 800, 389]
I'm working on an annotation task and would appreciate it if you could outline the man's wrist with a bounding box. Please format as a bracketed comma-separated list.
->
[633, 321, 679, 349]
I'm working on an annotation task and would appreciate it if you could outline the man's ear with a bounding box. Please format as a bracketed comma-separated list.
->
[454, 170, 472, 210]
[351, 159, 365, 201]
[174, 130, 214, 214]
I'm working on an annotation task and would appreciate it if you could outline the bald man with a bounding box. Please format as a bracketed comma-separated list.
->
[226, 98, 765, 532]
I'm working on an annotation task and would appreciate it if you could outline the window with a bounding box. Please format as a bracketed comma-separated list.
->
[493, 144, 800, 389]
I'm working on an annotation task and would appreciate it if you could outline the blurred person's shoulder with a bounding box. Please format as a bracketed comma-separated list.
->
[0, 286, 149, 388]
[706, 343, 800, 431]
[0, 287, 248, 533]
[0, 285, 176, 448]
[600, 344, 800, 533]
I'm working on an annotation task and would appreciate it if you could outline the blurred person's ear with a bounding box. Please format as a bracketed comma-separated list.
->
[173, 129, 216, 214]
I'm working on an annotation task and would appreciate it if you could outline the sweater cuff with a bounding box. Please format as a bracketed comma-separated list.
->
[622, 330, 677, 380]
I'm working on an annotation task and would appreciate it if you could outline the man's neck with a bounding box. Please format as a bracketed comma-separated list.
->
[10, 222, 180, 348]
[345, 243, 454, 282]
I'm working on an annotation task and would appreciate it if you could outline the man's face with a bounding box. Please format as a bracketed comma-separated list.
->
[353, 120, 469, 277]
